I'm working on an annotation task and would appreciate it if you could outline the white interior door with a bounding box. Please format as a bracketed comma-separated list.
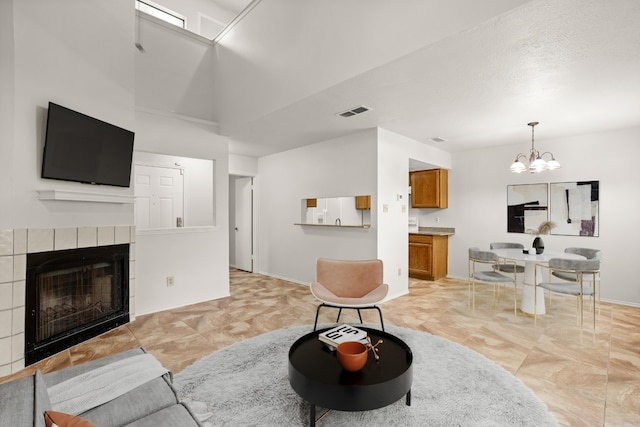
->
[135, 164, 184, 228]
[234, 177, 252, 272]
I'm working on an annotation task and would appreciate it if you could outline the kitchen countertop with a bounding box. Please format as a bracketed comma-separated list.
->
[409, 227, 455, 236]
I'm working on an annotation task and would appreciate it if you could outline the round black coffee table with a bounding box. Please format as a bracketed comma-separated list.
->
[288, 327, 413, 426]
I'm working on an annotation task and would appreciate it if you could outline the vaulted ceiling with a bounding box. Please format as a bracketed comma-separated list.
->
[210, 0, 640, 157]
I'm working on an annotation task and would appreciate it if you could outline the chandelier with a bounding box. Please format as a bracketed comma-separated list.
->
[510, 122, 560, 173]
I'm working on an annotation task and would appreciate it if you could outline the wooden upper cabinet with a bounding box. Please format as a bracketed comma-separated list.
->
[355, 195, 371, 210]
[306, 198, 317, 208]
[410, 169, 448, 208]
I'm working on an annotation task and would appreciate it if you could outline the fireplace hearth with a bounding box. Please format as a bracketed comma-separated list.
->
[25, 244, 130, 365]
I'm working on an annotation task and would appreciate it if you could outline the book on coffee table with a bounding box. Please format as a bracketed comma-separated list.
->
[318, 324, 368, 350]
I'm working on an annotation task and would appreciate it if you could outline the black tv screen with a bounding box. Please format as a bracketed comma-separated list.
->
[42, 102, 135, 187]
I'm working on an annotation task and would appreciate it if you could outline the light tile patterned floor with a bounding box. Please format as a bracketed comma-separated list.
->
[2, 270, 639, 426]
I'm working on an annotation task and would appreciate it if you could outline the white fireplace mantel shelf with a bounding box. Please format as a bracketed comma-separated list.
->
[37, 189, 136, 204]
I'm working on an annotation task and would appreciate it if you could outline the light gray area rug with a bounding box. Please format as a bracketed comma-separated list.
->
[174, 324, 557, 426]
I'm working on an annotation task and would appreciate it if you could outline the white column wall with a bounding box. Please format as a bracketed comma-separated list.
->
[376, 128, 452, 299]
[133, 110, 230, 315]
[0, 0, 14, 227]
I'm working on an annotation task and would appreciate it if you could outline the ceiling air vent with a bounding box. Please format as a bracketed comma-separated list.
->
[428, 137, 448, 143]
[337, 105, 371, 118]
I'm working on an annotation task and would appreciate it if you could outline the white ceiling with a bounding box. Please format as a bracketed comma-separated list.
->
[210, 0, 640, 157]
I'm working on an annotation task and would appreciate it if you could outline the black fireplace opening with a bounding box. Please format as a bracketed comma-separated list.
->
[25, 244, 130, 365]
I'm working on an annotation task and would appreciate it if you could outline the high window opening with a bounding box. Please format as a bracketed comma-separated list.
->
[135, 0, 186, 28]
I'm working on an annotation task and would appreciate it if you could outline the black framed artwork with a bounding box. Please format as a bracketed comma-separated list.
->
[549, 181, 599, 236]
[507, 184, 548, 233]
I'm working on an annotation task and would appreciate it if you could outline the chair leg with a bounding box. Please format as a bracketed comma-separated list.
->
[592, 293, 596, 331]
[313, 303, 326, 331]
[534, 283, 538, 326]
[471, 280, 476, 312]
[513, 272, 517, 317]
[597, 276, 601, 315]
[579, 295, 584, 329]
[314, 304, 385, 332]
[373, 306, 385, 332]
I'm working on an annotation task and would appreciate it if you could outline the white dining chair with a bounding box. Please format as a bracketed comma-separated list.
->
[489, 242, 526, 274]
[553, 248, 602, 313]
[468, 248, 518, 317]
[534, 258, 600, 330]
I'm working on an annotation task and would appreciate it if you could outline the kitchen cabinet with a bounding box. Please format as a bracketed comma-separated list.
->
[355, 195, 371, 210]
[409, 233, 448, 281]
[410, 169, 448, 208]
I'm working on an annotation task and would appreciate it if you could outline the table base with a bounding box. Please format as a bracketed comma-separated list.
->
[308, 390, 411, 427]
[520, 283, 546, 315]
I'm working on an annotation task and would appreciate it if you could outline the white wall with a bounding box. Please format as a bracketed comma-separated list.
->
[133, 110, 230, 314]
[444, 126, 640, 306]
[135, 12, 215, 122]
[376, 128, 452, 299]
[256, 129, 379, 285]
[133, 8, 233, 314]
[254, 127, 453, 301]
[2, 0, 136, 230]
[229, 153, 258, 176]
[0, 0, 14, 228]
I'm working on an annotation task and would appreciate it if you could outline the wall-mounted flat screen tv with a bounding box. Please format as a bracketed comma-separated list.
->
[42, 102, 135, 187]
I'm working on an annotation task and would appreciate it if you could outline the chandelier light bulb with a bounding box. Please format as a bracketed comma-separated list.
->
[545, 155, 561, 170]
[510, 160, 526, 173]
[530, 157, 547, 173]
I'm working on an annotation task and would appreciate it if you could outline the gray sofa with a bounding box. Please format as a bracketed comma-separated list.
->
[0, 348, 202, 427]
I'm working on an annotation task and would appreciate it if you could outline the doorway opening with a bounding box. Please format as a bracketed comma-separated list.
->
[229, 175, 253, 272]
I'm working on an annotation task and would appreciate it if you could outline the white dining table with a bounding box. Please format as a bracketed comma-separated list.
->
[490, 248, 585, 315]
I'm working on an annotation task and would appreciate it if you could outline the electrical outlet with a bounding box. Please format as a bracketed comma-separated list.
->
[397, 267, 402, 276]
[166, 276, 174, 287]
[435, 216, 440, 223]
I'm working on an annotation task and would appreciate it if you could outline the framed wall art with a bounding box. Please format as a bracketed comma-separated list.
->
[549, 181, 599, 236]
[507, 183, 548, 233]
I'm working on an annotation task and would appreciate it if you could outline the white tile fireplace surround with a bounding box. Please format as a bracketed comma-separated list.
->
[0, 226, 136, 377]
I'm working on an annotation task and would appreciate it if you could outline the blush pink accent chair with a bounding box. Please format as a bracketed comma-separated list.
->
[311, 258, 389, 331]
